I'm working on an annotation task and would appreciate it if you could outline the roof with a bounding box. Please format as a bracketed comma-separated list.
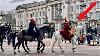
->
[16, 1, 46, 10]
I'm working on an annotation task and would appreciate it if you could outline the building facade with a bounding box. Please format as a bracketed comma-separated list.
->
[15, 0, 70, 30]
[0, 10, 16, 29]
[15, 0, 100, 30]
[70, 0, 100, 26]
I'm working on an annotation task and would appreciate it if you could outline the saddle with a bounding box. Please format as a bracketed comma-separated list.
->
[60, 30, 73, 40]
[24, 35, 33, 41]
[22, 30, 34, 41]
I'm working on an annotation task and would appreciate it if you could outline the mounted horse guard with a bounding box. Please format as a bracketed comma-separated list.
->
[0, 25, 6, 52]
[51, 18, 78, 52]
[14, 17, 45, 54]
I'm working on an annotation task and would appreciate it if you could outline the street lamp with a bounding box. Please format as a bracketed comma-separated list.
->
[0, 13, 5, 25]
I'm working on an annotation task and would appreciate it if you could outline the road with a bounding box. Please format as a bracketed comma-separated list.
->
[0, 38, 100, 56]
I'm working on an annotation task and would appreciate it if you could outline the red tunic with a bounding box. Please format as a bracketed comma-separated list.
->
[60, 22, 72, 40]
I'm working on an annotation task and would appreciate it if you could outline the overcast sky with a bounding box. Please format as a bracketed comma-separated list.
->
[0, 0, 45, 11]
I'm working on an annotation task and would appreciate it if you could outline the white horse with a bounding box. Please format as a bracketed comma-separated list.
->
[51, 27, 78, 52]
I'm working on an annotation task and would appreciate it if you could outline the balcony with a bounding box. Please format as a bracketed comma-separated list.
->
[96, 9, 100, 12]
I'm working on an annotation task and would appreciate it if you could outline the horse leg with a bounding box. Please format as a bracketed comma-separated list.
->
[58, 40, 64, 52]
[14, 42, 19, 54]
[40, 40, 45, 53]
[51, 39, 57, 52]
[25, 41, 30, 51]
[51, 33, 58, 52]
[22, 41, 29, 53]
[1, 39, 4, 51]
[37, 41, 41, 53]
[18, 42, 21, 52]
[12, 37, 15, 47]
[51, 34, 57, 52]
[8, 36, 11, 45]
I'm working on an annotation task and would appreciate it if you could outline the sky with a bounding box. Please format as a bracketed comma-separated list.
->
[0, 0, 45, 11]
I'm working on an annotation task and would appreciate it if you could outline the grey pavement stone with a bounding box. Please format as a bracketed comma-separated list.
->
[0, 38, 100, 56]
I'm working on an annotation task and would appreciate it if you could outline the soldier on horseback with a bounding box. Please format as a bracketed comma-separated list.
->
[14, 17, 45, 54]
[27, 18, 39, 40]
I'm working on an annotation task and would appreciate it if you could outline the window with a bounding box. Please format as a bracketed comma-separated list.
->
[35, 12, 38, 17]
[97, 2, 100, 9]
[48, 9, 50, 11]
[40, 11, 41, 16]
[18, 14, 22, 18]
[33, 13, 34, 17]
[70, 14, 73, 20]
[63, 6, 65, 9]
[96, 12, 100, 20]
[21, 14, 23, 18]
[41, 8, 43, 10]
[43, 11, 46, 16]
[76, 5, 79, 10]
[70, 6, 73, 11]
[20, 20, 23, 25]
[18, 21, 20, 26]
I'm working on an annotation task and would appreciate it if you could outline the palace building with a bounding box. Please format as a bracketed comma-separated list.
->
[15, 0, 100, 30]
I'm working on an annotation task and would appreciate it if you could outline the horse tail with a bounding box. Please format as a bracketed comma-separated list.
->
[9, 32, 15, 47]
[13, 31, 23, 47]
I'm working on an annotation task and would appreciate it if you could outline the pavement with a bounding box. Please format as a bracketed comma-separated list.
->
[0, 38, 100, 56]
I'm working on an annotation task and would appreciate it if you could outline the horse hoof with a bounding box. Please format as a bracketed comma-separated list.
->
[25, 51, 29, 53]
[41, 50, 43, 53]
[14, 52, 16, 54]
[26, 51, 29, 54]
[28, 50, 31, 51]
[2, 50, 4, 51]
[73, 51, 75, 52]
[18, 50, 20, 52]
[62, 51, 64, 52]
[52, 51, 54, 52]
[72, 48, 75, 52]
[37, 51, 40, 53]
[27, 52, 29, 54]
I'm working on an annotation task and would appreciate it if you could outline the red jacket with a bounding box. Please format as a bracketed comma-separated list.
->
[60, 22, 71, 40]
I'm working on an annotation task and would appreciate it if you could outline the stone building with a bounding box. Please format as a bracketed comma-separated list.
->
[15, 0, 100, 30]
[15, 0, 70, 30]
[0, 10, 16, 29]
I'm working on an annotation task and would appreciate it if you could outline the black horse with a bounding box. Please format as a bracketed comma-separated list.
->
[0, 33, 4, 52]
[13, 27, 45, 54]
[0, 25, 7, 52]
